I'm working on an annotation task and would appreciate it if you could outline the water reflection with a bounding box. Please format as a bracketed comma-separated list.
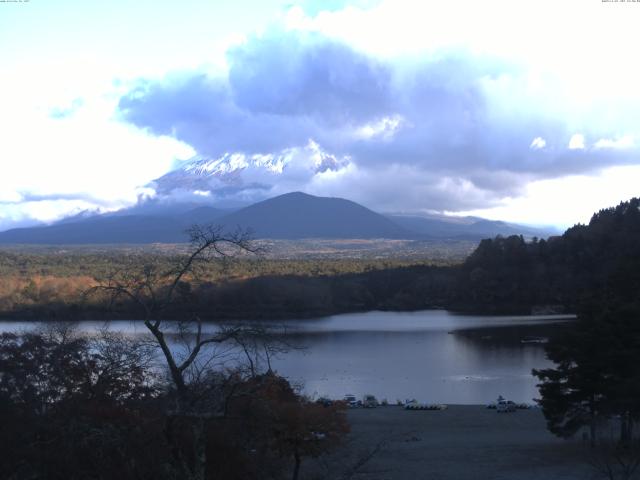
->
[0, 310, 573, 404]
[266, 311, 573, 404]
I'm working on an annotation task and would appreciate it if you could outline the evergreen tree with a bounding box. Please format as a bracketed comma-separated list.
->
[534, 302, 640, 446]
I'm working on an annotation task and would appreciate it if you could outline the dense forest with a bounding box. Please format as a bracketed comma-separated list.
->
[0, 198, 639, 320]
[453, 197, 640, 313]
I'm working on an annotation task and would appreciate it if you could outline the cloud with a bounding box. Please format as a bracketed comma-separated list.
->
[49, 98, 84, 119]
[594, 135, 634, 150]
[151, 140, 351, 206]
[0, 86, 195, 230]
[0, 199, 99, 228]
[4, 0, 640, 232]
[459, 164, 640, 227]
[227, 31, 393, 124]
[119, 31, 394, 157]
[568, 133, 585, 150]
[115, 17, 640, 215]
[297, 0, 358, 17]
[529, 137, 546, 150]
[354, 115, 403, 140]
[14, 192, 114, 205]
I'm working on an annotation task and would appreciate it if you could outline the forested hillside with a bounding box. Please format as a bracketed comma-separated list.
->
[452, 198, 640, 313]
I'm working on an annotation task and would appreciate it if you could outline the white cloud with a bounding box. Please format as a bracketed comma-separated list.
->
[594, 135, 634, 150]
[568, 133, 585, 150]
[355, 115, 403, 140]
[0, 88, 195, 226]
[282, 1, 640, 136]
[456, 164, 640, 228]
[193, 190, 212, 197]
[0, 199, 99, 232]
[529, 137, 546, 150]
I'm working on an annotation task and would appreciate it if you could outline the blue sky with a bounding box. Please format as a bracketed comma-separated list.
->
[1, 0, 640, 230]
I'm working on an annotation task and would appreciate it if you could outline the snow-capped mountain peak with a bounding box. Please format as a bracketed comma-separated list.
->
[184, 152, 287, 177]
[150, 140, 350, 202]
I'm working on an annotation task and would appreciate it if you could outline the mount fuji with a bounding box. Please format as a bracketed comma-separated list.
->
[150, 141, 348, 204]
[0, 190, 557, 244]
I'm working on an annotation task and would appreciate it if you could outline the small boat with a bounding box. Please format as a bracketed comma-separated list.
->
[404, 400, 447, 411]
[520, 336, 549, 344]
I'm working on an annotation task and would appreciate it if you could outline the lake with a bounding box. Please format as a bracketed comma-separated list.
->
[0, 310, 574, 405]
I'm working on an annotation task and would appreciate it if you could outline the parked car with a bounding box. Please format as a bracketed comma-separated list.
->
[362, 394, 378, 408]
[496, 400, 516, 413]
[343, 394, 358, 408]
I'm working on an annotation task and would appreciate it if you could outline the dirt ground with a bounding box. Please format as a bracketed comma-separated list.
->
[302, 405, 597, 480]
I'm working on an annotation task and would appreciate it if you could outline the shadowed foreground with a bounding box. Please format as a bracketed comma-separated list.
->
[303, 406, 592, 480]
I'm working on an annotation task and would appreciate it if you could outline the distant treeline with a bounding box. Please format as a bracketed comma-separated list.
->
[0, 256, 455, 320]
[2, 198, 640, 320]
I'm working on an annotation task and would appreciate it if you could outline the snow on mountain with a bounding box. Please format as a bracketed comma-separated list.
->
[150, 140, 349, 201]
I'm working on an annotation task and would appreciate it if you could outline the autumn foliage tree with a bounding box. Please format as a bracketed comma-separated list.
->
[208, 372, 349, 480]
[0, 327, 350, 480]
[0, 327, 164, 479]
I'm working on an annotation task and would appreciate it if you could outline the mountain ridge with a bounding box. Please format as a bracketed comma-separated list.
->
[0, 192, 555, 244]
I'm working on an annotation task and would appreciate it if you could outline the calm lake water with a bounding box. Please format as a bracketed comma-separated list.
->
[0, 310, 574, 405]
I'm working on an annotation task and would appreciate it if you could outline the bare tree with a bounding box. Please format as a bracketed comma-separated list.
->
[86, 226, 260, 388]
[231, 322, 303, 377]
[84, 224, 270, 480]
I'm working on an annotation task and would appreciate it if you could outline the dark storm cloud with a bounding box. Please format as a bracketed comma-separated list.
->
[120, 73, 313, 154]
[227, 31, 393, 123]
[119, 32, 393, 156]
[346, 55, 579, 179]
[117, 29, 640, 211]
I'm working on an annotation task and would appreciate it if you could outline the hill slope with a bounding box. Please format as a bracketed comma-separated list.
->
[0, 208, 226, 244]
[388, 215, 554, 239]
[217, 192, 409, 239]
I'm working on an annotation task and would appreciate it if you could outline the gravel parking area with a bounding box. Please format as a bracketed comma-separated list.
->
[303, 405, 594, 480]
